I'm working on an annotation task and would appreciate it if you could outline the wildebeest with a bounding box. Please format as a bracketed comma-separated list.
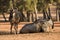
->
[19, 19, 43, 33]
[9, 8, 21, 34]
[19, 16, 54, 33]
[19, 19, 54, 34]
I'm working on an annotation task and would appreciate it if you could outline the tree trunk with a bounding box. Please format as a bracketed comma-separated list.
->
[13, 0, 17, 8]
[32, 13, 34, 22]
[27, 11, 30, 22]
[56, 2, 60, 21]
[34, 5, 38, 20]
[9, 0, 13, 9]
[30, 13, 32, 22]
[43, 9, 49, 19]
[59, 10, 60, 21]
[27, 11, 33, 22]
[56, 7, 60, 21]
[48, 7, 52, 19]
[2, 12, 7, 21]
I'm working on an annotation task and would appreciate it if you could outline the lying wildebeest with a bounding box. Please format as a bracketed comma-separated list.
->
[19, 19, 43, 33]
[9, 8, 21, 34]
[19, 16, 54, 33]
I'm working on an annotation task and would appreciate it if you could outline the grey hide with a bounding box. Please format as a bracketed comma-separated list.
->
[19, 18, 54, 33]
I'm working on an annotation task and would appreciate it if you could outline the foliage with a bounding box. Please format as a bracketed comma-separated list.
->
[0, 0, 55, 12]
[0, 0, 10, 13]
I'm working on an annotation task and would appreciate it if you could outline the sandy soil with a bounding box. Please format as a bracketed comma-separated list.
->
[0, 22, 60, 40]
[0, 33, 60, 40]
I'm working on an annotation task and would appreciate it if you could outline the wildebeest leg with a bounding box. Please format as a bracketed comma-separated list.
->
[14, 23, 18, 34]
[50, 25, 53, 32]
[10, 23, 13, 34]
[48, 25, 53, 32]
[52, 22, 54, 29]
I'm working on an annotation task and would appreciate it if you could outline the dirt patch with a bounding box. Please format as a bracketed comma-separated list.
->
[0, 22, 60, 40]
[0, 33, 60, 40]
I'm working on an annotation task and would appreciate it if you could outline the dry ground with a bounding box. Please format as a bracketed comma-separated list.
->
[0, 33, 60, 40]
[0, 22, 60, 40]
[0, 5, 58, 40]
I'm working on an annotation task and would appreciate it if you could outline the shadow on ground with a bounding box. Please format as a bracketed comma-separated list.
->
[0, 31, 15, 35]
[0, 31, 60, 35]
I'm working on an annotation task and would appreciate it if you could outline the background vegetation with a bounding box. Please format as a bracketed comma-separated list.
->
[0, 0, 60, 22]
